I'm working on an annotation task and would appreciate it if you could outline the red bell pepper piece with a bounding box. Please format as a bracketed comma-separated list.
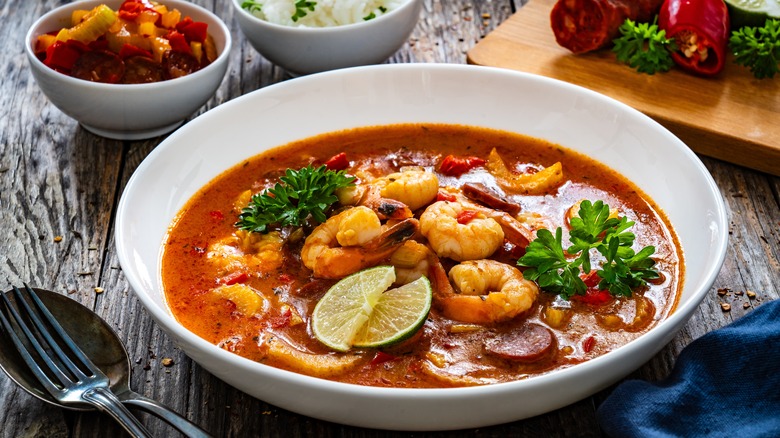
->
[165, 30, 192, 54]
[324, 152, 349, 171]
[439, 155, 486, 177]
[456, 210, 479, 224]
[44, 40, 88, 72]
[658, 0, 730, 76]
[118, 0, 147, 20]
[176, 17, 209, 43]
[118, 43, 153, 59]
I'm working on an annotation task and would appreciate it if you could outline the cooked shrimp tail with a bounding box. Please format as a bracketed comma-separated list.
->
[359, 185, 414, 220]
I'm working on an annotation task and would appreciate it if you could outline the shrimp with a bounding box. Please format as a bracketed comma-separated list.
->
[439, 260, 539, 324]
[419, 200, 504, 261]
[207, 230, 284, 274]
[301, 206, 419, 279]
[390, 240, 433, 285]
[336, 184, 413, 220]
[373, 168, 439, 211]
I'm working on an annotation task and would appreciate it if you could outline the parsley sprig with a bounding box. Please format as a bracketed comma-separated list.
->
[518, 200, 658, 300]
[292, 0, 317, 22]
[236, 164, 354, 233]
[730, 19, 780, 79]
[612, 18, 676, 75]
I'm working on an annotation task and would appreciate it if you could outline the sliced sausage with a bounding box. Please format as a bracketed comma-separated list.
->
[462, 183, 521, 215]
[163, 51, 201, 80]
[121, 56, 165, 84]
[484, 323, 556, 362]
[550, 0, 664, 54]
[70, 50, 124, 84]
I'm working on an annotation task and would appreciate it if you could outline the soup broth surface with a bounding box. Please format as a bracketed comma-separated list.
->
[162, 123, 682, 387]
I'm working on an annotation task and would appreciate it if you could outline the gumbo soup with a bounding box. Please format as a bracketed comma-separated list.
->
[161, 123, 682, 387]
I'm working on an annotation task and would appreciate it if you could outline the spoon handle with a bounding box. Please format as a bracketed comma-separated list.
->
[83, 387, 153, 438]
[120, 391, 212, 438]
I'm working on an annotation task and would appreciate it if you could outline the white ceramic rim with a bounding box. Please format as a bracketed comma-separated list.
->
[24, 0, 232, 91]
[116, 63, 729, 429]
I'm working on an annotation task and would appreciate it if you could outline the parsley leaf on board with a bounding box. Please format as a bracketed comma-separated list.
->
[730, 19, 780, 79]
[612, 18, 677, 75]
[236, 164, 355, 234]
[518, 200, 659, 300]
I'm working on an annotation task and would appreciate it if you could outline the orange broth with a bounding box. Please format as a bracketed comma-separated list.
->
[161, 123, 683, 387]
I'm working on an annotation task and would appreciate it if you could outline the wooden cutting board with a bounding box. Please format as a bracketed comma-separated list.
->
[467, 0, 779, 176]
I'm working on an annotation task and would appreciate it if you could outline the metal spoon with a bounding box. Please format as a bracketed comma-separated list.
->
[0, 288, 211, 437]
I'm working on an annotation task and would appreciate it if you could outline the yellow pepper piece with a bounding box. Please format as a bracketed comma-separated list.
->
[486, 148, 565, 195]
[35, 34, 58, 53]
[71, 9, 90, 26]
[204, 35, 218, 63]
[190, 41, 203, 63]
[138, 21, 158, 38]
[161, 9, 181, 29]
[67, 4, 117, 44]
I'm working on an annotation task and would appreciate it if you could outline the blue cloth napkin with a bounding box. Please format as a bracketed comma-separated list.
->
[597, 299, 780, 438]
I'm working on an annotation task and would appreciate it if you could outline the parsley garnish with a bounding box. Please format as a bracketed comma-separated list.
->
[236, 164, 355, 233]
[612, 18, 676, 75]
[292, 0, 317, 22]
[241, 0, 262, 13]
[518, 200, 658, 300]
[364, 12, 376, 20]
[730, 19, 780, 79]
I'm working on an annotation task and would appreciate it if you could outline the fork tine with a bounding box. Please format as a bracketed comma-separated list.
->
[18, 284, 98, 378]
[0, 289, 66, 393]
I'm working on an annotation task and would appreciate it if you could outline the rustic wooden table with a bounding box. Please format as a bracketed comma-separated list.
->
[2, 0, 778, 437]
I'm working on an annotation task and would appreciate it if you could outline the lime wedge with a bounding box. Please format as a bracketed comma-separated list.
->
[725, 0, 780, 29]
[353, 276, 432, 348]
[311, 266, 432, 352]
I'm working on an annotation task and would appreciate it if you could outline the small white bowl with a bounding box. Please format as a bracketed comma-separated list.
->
[116, 64, 728, 431]
[25, 0, 231, 140]
[232, 0, 422, 76]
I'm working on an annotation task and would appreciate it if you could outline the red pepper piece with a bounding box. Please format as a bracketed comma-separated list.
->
[176, 18, 208, 43]
[658, 0, 730, 76]
[583, 335, 596, 353]
[576, 287, 612, 306]
[118, 43, 153, 59]
[209, 210, 225, 222]
[324, 152, 349, 171]
[439, 155, 486, 177]
[436, 191, 457, 202]
[457, 210, 479, 224]
[269, 307, 292, 328]
[118, 1, 148, 20]
[165, 30, 192, 54]
[44, 40, 88, 72]
[217, 271, 249, 285]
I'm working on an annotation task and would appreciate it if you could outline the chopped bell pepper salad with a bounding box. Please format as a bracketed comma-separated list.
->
[34, 0, 218, 84]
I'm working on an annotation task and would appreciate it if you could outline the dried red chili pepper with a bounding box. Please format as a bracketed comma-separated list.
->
[658, 0, 730, 76]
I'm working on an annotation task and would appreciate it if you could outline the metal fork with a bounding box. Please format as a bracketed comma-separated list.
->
[0, 285, 152, 437]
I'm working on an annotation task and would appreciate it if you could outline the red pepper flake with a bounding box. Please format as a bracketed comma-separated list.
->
[439, 155, 486, 177]
[457, 210, 479, 224]
[324, 152, 349, 171]
[583, 336, 596, 353]
[436, 191, 457, 202]
[279, 273, 294, 283]
[209, 210, 225, 222]
[370, 351, 398, 366]
[217, 271, 248, 285]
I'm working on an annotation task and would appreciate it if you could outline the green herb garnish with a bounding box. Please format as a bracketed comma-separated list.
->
[612, 18, 676, 75]
[292, 0, 317, 22]
[236, 164, 355, 233]
[241, 0, 262, 14]
[518, 200, 658, 300]
[364, 12, 376, 20]
[730, 19, 780, 79]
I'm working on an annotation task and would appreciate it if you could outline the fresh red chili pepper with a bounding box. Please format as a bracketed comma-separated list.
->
[576, 287, 612, 306]
[439, 155, 486, 177]
[658, 0, 730, 76]
[457, 210, 479, 224]
[324, 152, 349, 171]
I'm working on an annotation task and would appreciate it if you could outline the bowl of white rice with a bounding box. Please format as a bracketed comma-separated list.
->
[232, 0, 423, 75]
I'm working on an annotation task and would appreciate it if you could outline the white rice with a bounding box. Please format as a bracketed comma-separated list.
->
[246, 0, 405, 27]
